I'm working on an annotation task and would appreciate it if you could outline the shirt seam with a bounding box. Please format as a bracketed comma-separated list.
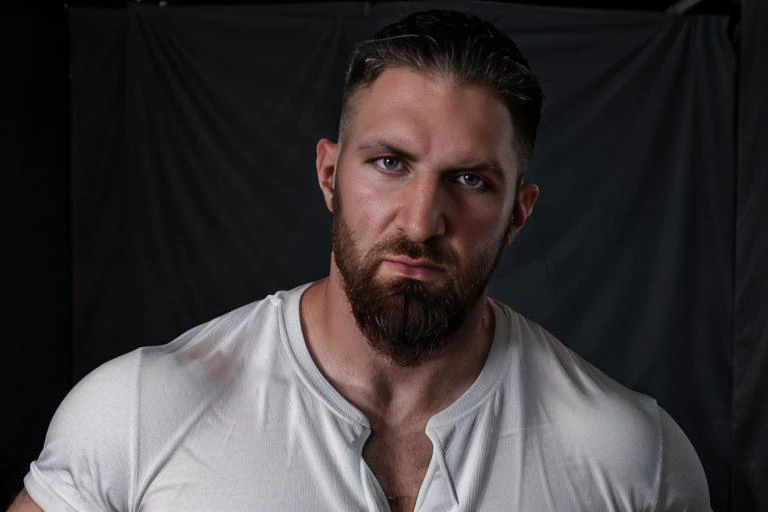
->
[276, 284, 371, 429]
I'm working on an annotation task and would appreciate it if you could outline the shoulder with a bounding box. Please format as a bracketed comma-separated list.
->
[494, 304, 660, 455]
[25, 287, 304, 512]
[24, 347, 143, 511]
[493, 303, 711, 509]
[511, 310, 662, 470]
[655, 407, 712, 510]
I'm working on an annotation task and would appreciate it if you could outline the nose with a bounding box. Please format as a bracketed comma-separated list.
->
[396, 175, 447, 243]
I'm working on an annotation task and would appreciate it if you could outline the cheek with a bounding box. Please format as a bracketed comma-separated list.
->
[342, 181, 398, 230]
[454, 209, 509, 258]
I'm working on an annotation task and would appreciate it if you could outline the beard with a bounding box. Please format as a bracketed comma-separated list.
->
[331, 192, 509, 366]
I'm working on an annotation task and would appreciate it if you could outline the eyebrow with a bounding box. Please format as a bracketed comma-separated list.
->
[356, 140, 418, 162]
[356, 139, 508, 181]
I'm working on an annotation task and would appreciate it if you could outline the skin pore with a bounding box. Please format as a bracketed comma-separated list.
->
[301, 67, 539, 510]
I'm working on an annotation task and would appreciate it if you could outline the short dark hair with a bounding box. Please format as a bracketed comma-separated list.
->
[340, 9, 544, 174]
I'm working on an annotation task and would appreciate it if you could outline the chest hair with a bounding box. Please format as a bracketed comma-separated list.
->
[363, 427, 433, 512]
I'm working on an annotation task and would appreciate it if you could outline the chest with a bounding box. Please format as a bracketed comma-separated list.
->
[363, 429, 434, 512]
[131, 388, 648, 511]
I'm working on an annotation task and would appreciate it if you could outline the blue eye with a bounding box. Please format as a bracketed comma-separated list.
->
[374, 157, 403, 172]
[456, 173, 485, 189]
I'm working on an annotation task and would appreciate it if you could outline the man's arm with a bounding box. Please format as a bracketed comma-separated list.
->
[20, 352, 139, 512]
[8, 488, 44, 512]
[657, 407, 712, 510]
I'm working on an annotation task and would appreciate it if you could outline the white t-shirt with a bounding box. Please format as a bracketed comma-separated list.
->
[25, 284, 711, 511]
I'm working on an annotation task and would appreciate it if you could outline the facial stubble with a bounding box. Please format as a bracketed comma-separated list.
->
[331, 188, 511, 366]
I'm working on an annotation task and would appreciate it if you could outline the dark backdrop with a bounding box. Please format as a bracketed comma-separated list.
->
[1, 6, 72, 509]
[3, 2, 766, 511]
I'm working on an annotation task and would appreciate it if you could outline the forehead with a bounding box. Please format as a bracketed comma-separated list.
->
[343, 67, 520, 178]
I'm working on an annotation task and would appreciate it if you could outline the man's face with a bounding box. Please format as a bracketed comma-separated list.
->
[317, 68, 537, 365]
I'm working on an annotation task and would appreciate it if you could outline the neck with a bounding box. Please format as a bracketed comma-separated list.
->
[300, 266, 495, 428]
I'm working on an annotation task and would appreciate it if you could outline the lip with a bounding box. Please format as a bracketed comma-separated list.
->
[385, 256, 445, 269]
[380, 256, 446, 281]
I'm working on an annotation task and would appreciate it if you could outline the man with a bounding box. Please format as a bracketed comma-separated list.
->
[12, 9, 710, 511]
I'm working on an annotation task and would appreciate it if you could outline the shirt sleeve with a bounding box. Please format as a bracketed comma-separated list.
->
[24, 352, 139, 512]
[655, 407, 712, 511]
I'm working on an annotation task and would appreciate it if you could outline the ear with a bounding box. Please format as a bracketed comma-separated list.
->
[506, 182, 540, 244]
[316, 138, 339, 213]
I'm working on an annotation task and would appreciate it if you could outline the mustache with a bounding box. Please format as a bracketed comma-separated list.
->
[369, 235, 456, 266]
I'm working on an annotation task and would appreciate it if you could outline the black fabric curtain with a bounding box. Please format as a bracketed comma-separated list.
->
[733, 0, 768, 510]
[0, 8, 71, 507]
[4, 1, 763, 510]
